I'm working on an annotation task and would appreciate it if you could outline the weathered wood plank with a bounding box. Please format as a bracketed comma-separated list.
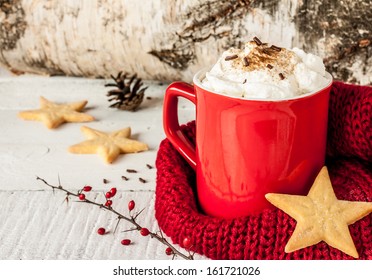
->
[0, 76, 194, 191]
[0, 190, 206, 259]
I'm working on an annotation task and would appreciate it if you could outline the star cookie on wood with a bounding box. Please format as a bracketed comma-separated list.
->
[69, 126, 148, 163]
[265, 166, 372, 258]
[18, 96, 94, 129]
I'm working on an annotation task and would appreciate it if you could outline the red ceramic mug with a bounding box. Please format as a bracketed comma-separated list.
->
[163, 68, 333, 219]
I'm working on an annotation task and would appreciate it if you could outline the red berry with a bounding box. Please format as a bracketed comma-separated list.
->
[121, 239, 131, 246]
[165, 247, 173, 255]
[105, 200, 112, 207]
[79, 193, 86, 200]
[110, 187, 117, 197]
[183, 237, 192, 249]
[97, 227, 106, 235]
[83, 186, 92, 192]
[128, 200, 135, 211]
[105, 191, 112, 198]
[140, 228, 150, 236]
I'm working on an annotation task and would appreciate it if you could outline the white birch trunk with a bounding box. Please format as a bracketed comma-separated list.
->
[0, 0, 371, 84]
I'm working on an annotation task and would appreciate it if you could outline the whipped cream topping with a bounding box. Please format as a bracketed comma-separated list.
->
[201, 40, 331, 99]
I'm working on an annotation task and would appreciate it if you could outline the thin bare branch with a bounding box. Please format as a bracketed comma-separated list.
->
[37, 176, 194, 260]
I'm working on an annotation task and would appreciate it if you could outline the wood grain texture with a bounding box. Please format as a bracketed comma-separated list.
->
[0, 75, 199, 259]
[0, 0, 370, 84]
[0, 190, 206, 259]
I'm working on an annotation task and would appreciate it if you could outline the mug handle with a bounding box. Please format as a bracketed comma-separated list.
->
[163, 82, 197, 170]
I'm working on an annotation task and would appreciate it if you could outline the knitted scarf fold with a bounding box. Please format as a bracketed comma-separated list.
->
[155, 81, 372, 260]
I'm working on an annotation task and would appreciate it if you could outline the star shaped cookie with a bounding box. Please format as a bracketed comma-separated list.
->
[18, 96, 94, 129]
[69, 126, 148, 163]
[265, 166, 372, 258]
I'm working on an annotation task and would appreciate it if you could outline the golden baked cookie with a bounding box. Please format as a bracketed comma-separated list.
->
[18, 96, 94, 129]
[265, 166, 372, 258]
[69, 126, 148, 163]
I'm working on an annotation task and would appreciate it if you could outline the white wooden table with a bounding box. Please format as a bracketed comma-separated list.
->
[0, 70, 206, 260]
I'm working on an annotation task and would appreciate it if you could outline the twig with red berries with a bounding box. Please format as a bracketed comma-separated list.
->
[36, 176, 194, 260]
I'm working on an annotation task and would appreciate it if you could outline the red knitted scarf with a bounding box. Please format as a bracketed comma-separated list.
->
[155, 81, 372, 260]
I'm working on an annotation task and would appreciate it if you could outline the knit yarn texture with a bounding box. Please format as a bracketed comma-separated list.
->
[155, 81, 372, 260]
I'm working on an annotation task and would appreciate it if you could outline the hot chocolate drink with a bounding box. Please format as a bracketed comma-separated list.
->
[202, 37, 330, 100]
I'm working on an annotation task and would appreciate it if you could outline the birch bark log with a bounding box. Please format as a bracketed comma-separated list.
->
[0, 0, 371, 84]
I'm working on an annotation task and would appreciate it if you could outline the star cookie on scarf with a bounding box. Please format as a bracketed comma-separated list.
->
[18, 96, 94, 129]
[265, 166, 372, 258]
[69, 126, 148, 163]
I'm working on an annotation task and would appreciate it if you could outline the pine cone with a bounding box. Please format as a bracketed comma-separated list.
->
[105, 72, 147, 111]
